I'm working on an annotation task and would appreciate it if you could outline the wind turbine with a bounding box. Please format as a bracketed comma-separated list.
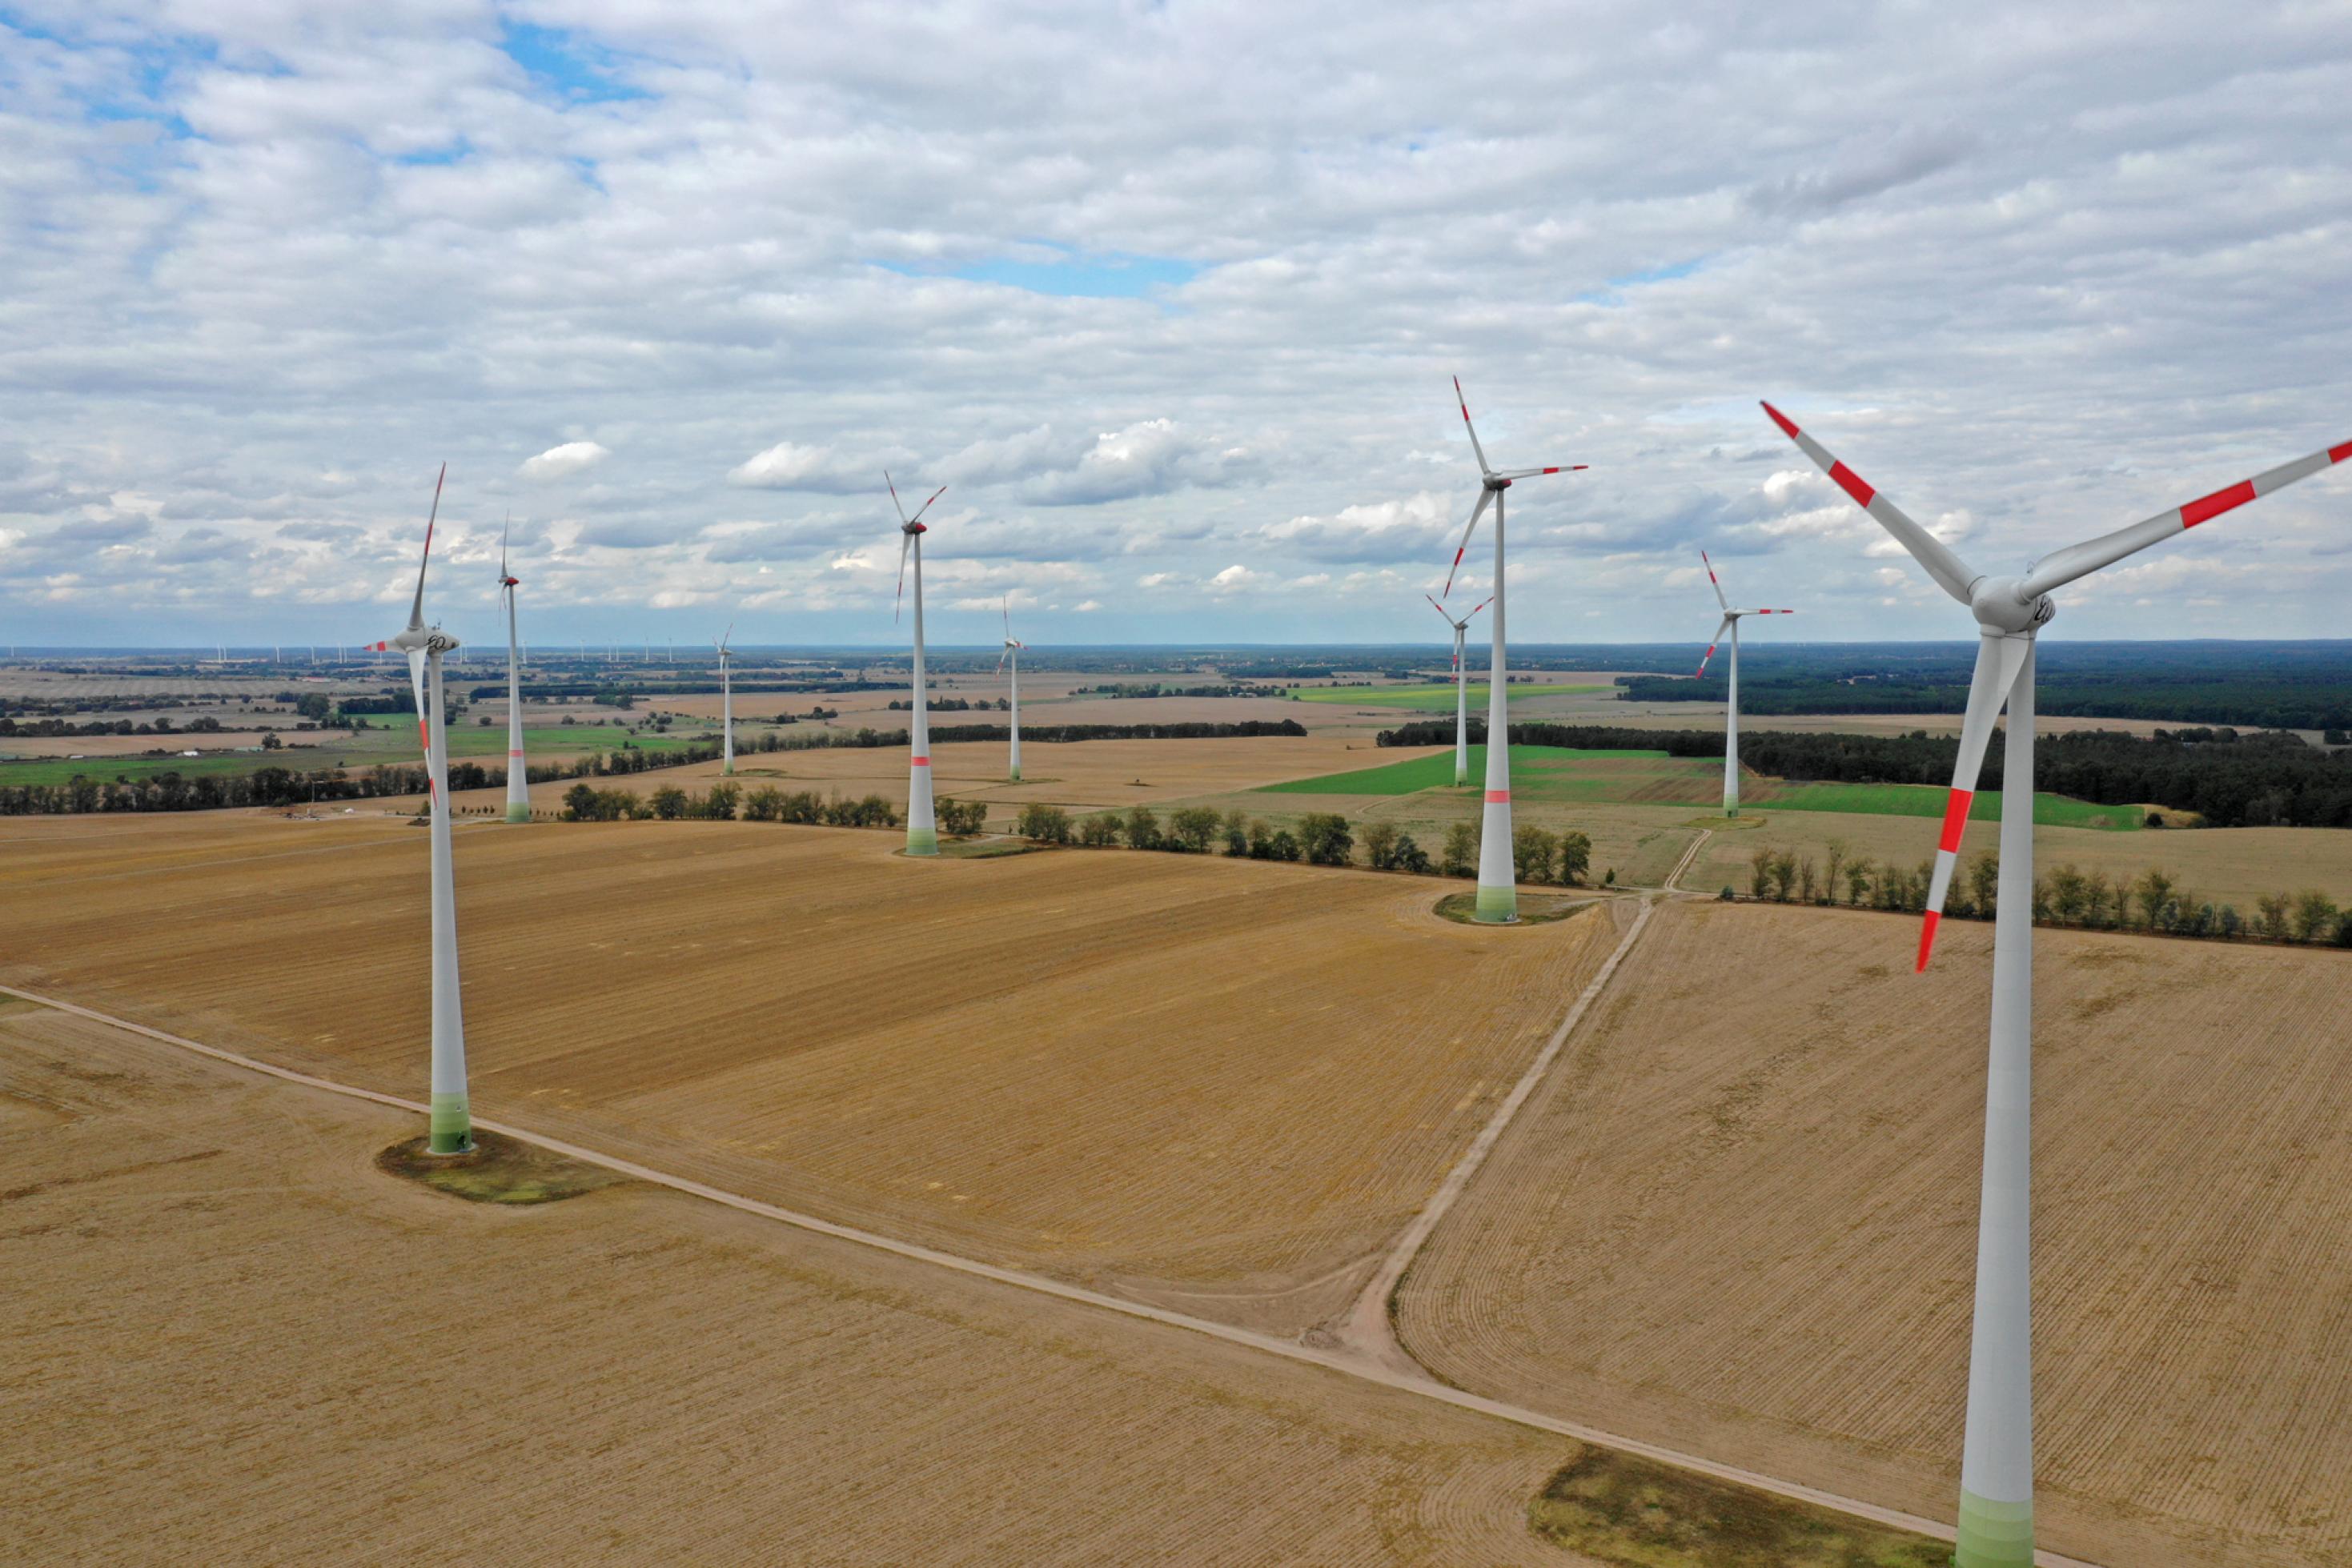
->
[1441, 376, 1586, 922]
[999, 596, 1025, 781]
[1423, 592, 1491, 788]
[1695, 551, 1794, 818]
[498, 518, 530, 824]
[363, 463, 473, 1156]
[889, 471, 948, 854]
[1764, 399, 2350, 1568]
[715, 622, 737, 774]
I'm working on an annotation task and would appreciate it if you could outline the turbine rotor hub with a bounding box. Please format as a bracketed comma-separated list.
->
[1969, 574, 2055, 635]
[1483, 475, 1510, 492]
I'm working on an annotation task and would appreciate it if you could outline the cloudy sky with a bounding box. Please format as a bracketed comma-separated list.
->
[5, 2, 2350, 650]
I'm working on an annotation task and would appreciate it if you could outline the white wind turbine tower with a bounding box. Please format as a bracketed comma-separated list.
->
[363, 463, 473, 1156]
[1423, 592, 1491, 788]
[497, 518, 530, 823]
[1694, 551, 1794, 818]
[889, 472, 949, 854]
[715, 622, 737, 774]
[1441, 376, 1586, 922]
[1765, 399, 2350, 1568]
[999, 596, 1025, 781]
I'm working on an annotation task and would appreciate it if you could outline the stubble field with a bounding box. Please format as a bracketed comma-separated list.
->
[0, 1002, 1588, 1566]
[0, 812, 1620, 1336]
[1395, 898, 2352, 1568]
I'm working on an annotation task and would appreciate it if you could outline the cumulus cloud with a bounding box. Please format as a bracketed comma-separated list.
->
[1021, 420, 1262, 506]
[518, 441, 611, 481]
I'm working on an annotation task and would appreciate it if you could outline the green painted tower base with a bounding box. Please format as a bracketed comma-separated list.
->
[427, 1092, 474, 1155]
[905, 827, 938, 856]
[1953, 1492, 2032, 1566]
[504, 804, 530, 823]
[1474, 884, 1518, 924]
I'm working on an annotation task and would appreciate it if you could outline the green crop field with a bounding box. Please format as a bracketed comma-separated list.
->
[1292, 681, 1606, 710]
[1766, 781, 2142, 831]
[1260, 744, 1673, 796]
[1259, 745, 2140, 830]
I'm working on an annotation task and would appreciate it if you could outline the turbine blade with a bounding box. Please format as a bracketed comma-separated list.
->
[1443, 489, 1495, 597]
[894, 530, 912, 623]
[1467, 596, 1493, 620]
[1002, 595, 1010, 640]
[1760, 403, 1978, 605]
[2019, 435, 2352, 600]
[997, 645, 1009, 672]
[1453, 376, 1492, 475]
[885, 471, 909, 524]
[405, 648, 432, 775]
[500, 511, 509, 579]
[1696, 616, 1732, 676]
[1701, 550, 1730, 612]
[1491, 466, 1586, 479]
[1425, 592, 1457, 625]
[1917, 632, 2033, 972]
[407, 463, 445, 632]
[909, 483, 948, 524]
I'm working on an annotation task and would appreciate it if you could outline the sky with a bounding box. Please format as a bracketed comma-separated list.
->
[3, 1, 2351, 652]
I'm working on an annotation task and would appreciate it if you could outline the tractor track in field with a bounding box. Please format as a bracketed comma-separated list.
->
[0, 979, 2101, 1566]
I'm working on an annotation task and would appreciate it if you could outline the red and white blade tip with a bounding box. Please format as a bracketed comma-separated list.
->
[1760, 401, 1800, 439]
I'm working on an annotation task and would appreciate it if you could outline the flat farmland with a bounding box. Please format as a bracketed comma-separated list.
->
[0, 1005, 1585, 1566]
[1395, 899, 2352, 1568]
[0, 813, 1620, 1335]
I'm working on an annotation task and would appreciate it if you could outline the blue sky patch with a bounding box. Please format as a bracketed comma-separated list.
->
[499, 21, 648, 103]
[875, 244, 1198, 299]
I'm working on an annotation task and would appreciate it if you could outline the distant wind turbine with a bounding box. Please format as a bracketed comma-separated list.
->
[1441, 377, 1586, 922]
[1424, 592, 1491, 787]
[715, 622, 737, 774]
[1695, 551, 1794, 818]
[1764, 399, 2351, 1568]
[999, 597, 1025, 781]
[362, 464, 473, 1156]
[499, 518, 530, 824]
[889, 471, 948, 854]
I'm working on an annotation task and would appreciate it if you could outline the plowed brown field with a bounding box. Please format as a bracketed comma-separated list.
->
[1395, 898, 2352, 1568]
[0, 813, 1617, 1335]
[0, 1003, 1587, 1565]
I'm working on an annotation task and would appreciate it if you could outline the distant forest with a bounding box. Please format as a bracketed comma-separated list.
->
[1612, 641, 2352, 732]
[1382, 719, 2352, 829]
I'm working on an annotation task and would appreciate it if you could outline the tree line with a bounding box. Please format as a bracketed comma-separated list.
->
[1733, 837, 2352, 948]
[1382, 718, 2352, 828]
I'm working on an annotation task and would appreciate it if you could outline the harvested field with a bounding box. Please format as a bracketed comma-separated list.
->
[1395, 898, 2352, 1567]
[0, 1005, 1587, 1565]
[0, 813, 1621, 1336]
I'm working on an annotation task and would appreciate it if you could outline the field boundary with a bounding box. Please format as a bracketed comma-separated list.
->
[0, 981, 2101, 1568]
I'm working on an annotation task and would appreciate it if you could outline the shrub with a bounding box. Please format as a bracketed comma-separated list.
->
[1220, 810, 1251, 856]
[937, 797, 989, 837]
[1017, 803, 1073, 844]
[1362, 821, 1401, 870]
[1125, 805, 1162, 851]
[1076, 811, 1122, 847]
[1298, 812, 1354, 866]
[1558, 830, 1591, 887]
[1441, 821, 1478, 877]
[1265, 828, 1302, 862]
[777, 789, 824, 824]
[1246, 820, 1276, 859]
[1390, 831, 1430, 874]
[697, 781, 741, 820]
[1513, 825, 1559, 885]
[649, 785, 688, 820]
[1167, 805, 1222, 852]
[741, 786, 783, 822]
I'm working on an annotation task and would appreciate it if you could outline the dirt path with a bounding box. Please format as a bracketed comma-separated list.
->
[0, 981, 2101, 1567]
[1330, 896, 1658, 1378]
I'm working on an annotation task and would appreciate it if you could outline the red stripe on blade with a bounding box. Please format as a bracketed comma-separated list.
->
[1760, 402, 1800, 438]
[910, 756, 929, 766]
[1915, 911, 1941, 972]
[1484, 789, 1510, 803]
[1938, 789, 1973, 852]
[2330, 440, 2352, 464]
[2180, 479, 2256, 528]
[1828, 461, 1876, 508]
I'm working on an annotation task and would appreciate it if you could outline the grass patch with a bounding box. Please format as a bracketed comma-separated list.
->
[1528, 1446, 1947, 1566]
[1767, 780, 2141, 832]
[1294, 682, 1605, 710]
[1434, 891, 1597, 925]
[375, 1130, 629, 1205]
[1262, 744, 1672, 796]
